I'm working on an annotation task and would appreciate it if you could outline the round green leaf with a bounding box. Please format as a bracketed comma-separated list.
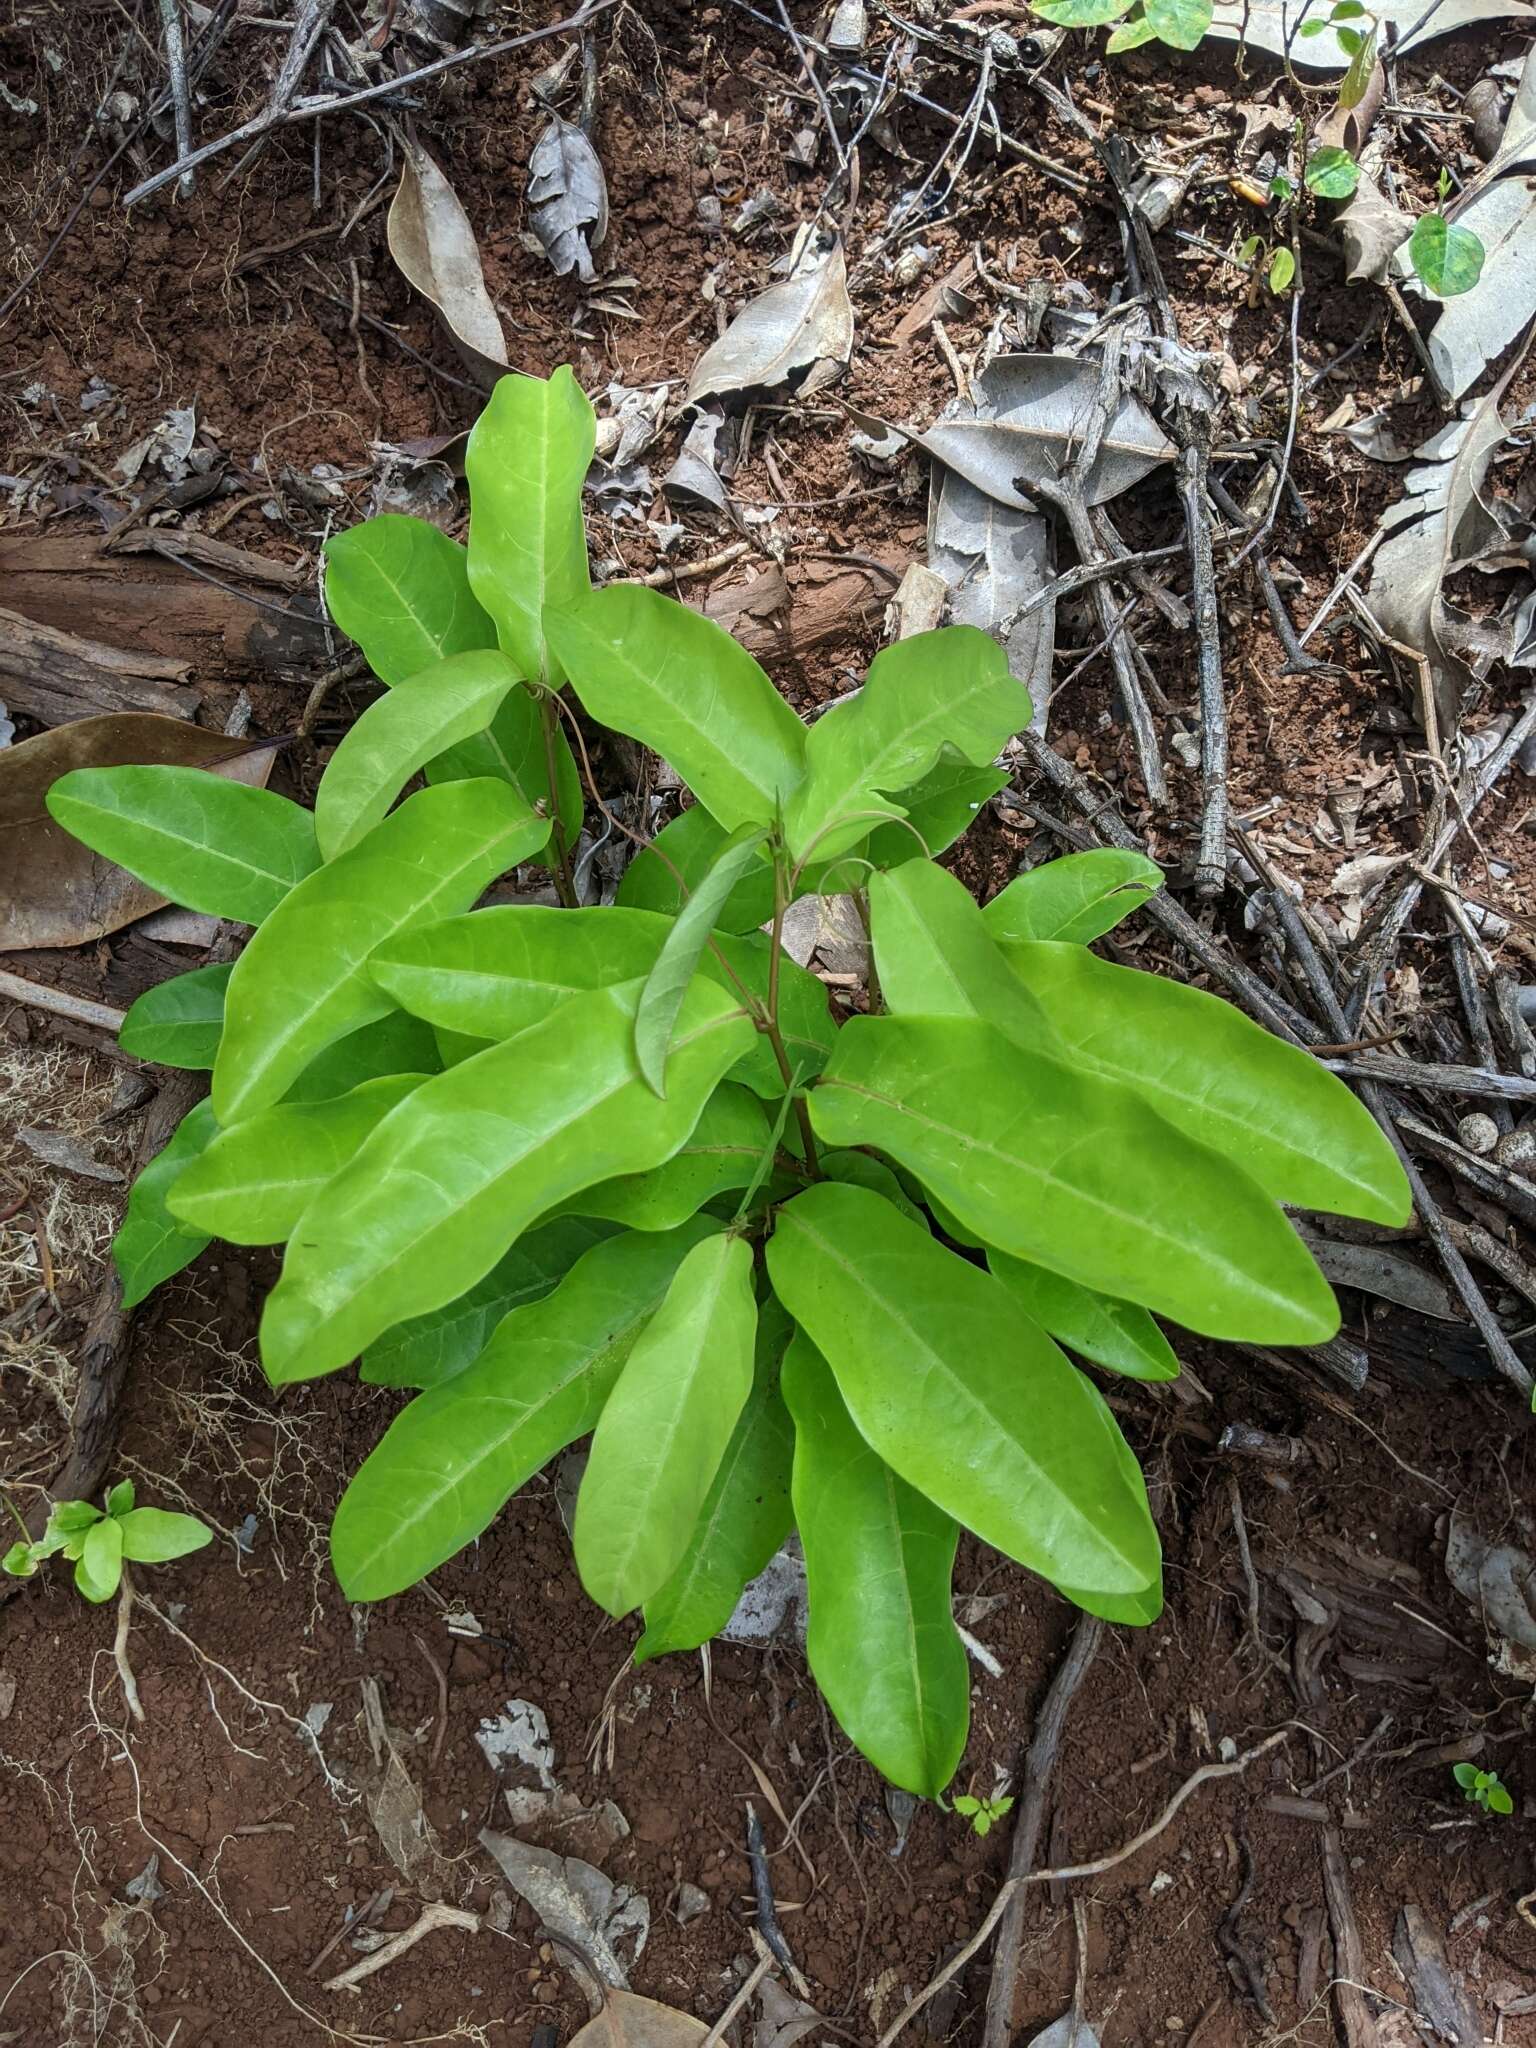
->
[1408, 213, 1485, 298]
[1305, 147, 1360, 200]
[1145, 0, 1212, 49]
[1032, 0, 1133, 22]
[1268, 245, 1297, 292]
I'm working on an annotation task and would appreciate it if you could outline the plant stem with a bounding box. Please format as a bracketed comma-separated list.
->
[538, 690, 580, 909]
[769, 849, 820, 1177]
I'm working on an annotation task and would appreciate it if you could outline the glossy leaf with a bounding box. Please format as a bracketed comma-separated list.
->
[117, 1508, 213, 1565]
[106, 1480, 134, 1517]
[425, 680, 582, 861]
[575, 1234, 757, 1614]
[284, 1009, 442, 1102]
[1145, 0, 1212, 46]
[465, 367, 594, 684]
[617, 804, 775, 931]
[988, 1253, 1178, 1381]
[862, 760, 1006, 871]
[334, 1222, 717, 1599]
[1408, 213, 1485, 297]
[323, 513, 498, 684]
[785, 627, 1030, 865]
[119, 963, 233, 1070]
[635, 1299, 796, 1662]
[1032, 0, 1132, 20]
[76, 1514, 124, 1604]
[769, 1183, 1160, 1595]
[361, 1218, 615, 1389]
[314, 650, 521, 859]
[213, 779, 548, 1124]
[113, 1098, 217, 1309]
[546, 585, 807, 832]
[810, 1016, 1342, 1343]
[261, 979, 754, 1383]
[817, 1147, 926, 1226]
[780, 1331, 968, 1799]
[169, 1075, 426, 1244]
[636, 827, 769, 1096]
[1105, 9, 1158, 46]
[46, 768, 319, 925]
[1305, 146, 1361, 199]
[998, 940, 1410, 1224]
[554, 1083, 771, 1229]
[869, 857, 1053, 1039]
[982, 849, 1163, 944]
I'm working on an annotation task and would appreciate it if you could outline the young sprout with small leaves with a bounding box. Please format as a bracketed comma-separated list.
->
[952, 1792, 1016, 1838]
[4, 1483, 212, 1605]
[45, 369, 1412, 1800]
[1452, 1763, 1513, 1815]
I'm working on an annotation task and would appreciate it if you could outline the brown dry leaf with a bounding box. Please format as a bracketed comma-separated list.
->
[686, 239, 853, 405]
[1336, 172, 1415, 282]
[0, 712, 273, 952]
[387, 139, 509, 381]
[570, 1991, 709, 2048]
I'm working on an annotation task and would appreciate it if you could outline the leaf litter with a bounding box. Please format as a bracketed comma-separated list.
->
[386, 138, 509, 379]
[685, 236, 854, 405]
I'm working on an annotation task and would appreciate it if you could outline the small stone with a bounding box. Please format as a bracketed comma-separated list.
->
[1494, 1128, 1536, 1178]
[1458, 1112, 1499, 1155]
[1149, 1871, 1175, 1896]
[672, 1882, 710, 1927]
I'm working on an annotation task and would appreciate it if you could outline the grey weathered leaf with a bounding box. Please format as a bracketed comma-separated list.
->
[387, 140, 508, 376]
[928, 471, 1054, 718]
[1206, 0, 1530, 67]
[528, 114, 609, 284]
[1396, 42, 1536, 399]
[686, 240, 853, 405]
[1337, 172, 1415, 283]
[915, 354, 1174, 512]
[1367, 384, 1514, 733]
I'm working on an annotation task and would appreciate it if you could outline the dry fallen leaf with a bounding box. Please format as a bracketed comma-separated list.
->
[1336, 172, 1415, 283]
[387, 139, 508, 380]
[478, 1831, 648, 1989]
[1397, 41, 1536, 400]
[915, 353, 1175, 511]
[928, 469, 1054, 714]
[1367, 379, 1516, 733]
[0, 712, 274, 952]
[1208, 0, 1531, 67]
[686, 239, 854, 405]
[570, 1990, 708, 2048]
[528, 114, 609, 283]
[1444, 1510, 1536, 1680]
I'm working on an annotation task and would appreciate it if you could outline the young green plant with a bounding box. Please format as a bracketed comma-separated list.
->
[47, 367, 1412, 1798]
[4, 1481, 211, 1605]
[1452, 1763, 1513, 1815]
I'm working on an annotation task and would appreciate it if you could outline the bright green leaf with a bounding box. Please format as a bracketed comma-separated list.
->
[1299, 15, 1331, 30]
[113, 1098, 217, 1309]
[1488, 1782, 1514, 1814]
[555, 1083, 772, 1230]
[361, 1218, 616, 1390]
[46, 768, 319, 925]
[283, 1009, 442, 1103]
[2, 1544, 36, 1578]
[213, 779, 548, 1125]
[1106, 12, 1160, 47]
[785, 628, 1030, 867]
[1452, 1762, 1480, 1789]
[617, 804, 776, 931]
[1305, 146, 1360, 199]
[323, 514, 499, 685]
[1268, 245, 1297, 292]
[636, 827, 769, 1096]
[333, 1222, 718, 1599]
[117, 1508, 213, 1565]
[636, 1299, 796, 1662]
[465, 368, 595, 685]
[817, 1148, 926, 1225]
[1032, 0, 1132, 22]
[769, 1183, 1161, 1595]
[780, 1331, 969, 1799]
[425, 680, 583, 864]
[998, 940, 1410, 1224]
[169, 1074, 427, 1244]
[983, 849, 1163, 944]
[261, 979, 754, 1383]
[575, 1234, 757, 1614]
[1338, 25, 1375, 104]
[810, 1016, 1342, 1343]
[989, 1253, 1178, 1381]
[105, 1480, 134, 1517]
[1145, 0, 1212, 49]
[314, 650, 522, 860]
[120, 964, 233, 1070]
[75, 1514, 124, 1603]
[1408, 213, 1485, 297]
[546, 585, 807, 833]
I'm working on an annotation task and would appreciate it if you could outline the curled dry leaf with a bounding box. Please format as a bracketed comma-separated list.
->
[528, 114, 609, 284]
[1444, 1510, 1536, 1680]
[478, 1831, 648, 1989]
[929, 470, 1054, 716]
[686, 240, 854, 405]
[1367, 379, 1516, 733]
[387, 139, 509, 380]
[1336, 172, 1415, 283]
[1207, 0, 1531, 67]
[1396, 42, 1536, 399]
[570, 1990, 709, 2048]
[915, 353, 1174, 511]
[0, 713, 273, 951]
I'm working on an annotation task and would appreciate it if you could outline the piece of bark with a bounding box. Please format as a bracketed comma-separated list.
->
[105, 527, 309, 588]
[1393, 1905, 1483, 2048]
[700, 560, 891, 662]
[0, 603, 198, 724]
[1321, 1826, 1380, 2048]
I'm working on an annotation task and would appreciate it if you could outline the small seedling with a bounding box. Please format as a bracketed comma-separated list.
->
[952, 1793, 1016, 1838]
[1452, 1763, 1513, 1815]
[3, 1481, 212, 1604]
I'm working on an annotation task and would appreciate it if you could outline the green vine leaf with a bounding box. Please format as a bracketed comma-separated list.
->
[1408, 213, 1485, 297]
[1305, 146, 1361, 199]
